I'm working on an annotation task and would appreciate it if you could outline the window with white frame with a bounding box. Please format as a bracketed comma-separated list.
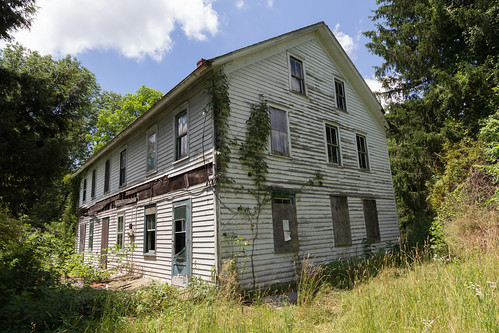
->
[356, 134, 369, 170]
[270, 108, 289, 156]
[144, 205, 156, 254]
[146, 128, 157, 173]
[119, 149, 126, 186]
[325, 124, 341, 165]
[290, 56, 305, 94]
[334, 79, 347, 111]
[175, 111, 188, 160]
[117, 215, 124, 248]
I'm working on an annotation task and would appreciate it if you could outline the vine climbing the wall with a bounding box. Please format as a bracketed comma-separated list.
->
[205, 67, 233, 187]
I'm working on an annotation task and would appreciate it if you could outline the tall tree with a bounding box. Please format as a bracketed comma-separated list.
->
[0, 0, 37, 40]
[0, 45, 98, 216]
[87, 85, 163, 152]
[365, 0, 499, 244]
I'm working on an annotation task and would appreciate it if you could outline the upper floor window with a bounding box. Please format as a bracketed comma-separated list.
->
[104, 159, 110, 193]
[82, 178, 87, 202]
[334, 79, 347, 111]
[176, 111, 188, 160]
[290, 56, 305, 94]
[356, 134, 369, 170]
[146, 128, 157, 173]
[119, 149, 127, 186]
[91, 168, 96, 198]
[270, 108, 289, 156]
[325, 124, 341, 165]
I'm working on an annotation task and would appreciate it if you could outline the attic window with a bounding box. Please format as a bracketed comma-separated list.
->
[290, 56, 305, 94]
[91, 169, 96, 198]
[104, 159, 110, 193]
[82, 178, 87, 202]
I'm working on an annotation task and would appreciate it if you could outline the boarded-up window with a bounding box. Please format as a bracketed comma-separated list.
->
[272, 195, 299, 253]
[270, 108, 289, 156]
[363, 199, 380, 241]
[330, 196, 352, 247]
[104, 159, 110, 193]
[144, 205, 156, 254]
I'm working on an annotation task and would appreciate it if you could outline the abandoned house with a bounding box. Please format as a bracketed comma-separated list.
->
[74, 22, 400, 288]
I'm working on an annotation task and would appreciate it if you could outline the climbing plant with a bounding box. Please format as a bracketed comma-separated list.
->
[205, 67, 232, 187]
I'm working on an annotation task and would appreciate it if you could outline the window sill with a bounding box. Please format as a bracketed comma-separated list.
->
[333, 106, 348, 113]
[326, 162, 343, 168]
[143, 252, 156, 257]
[146, 169, 158, 177]
[270, 152, 291, 159]
[289, 89, 309, 99]
[172, 156, 189, 165]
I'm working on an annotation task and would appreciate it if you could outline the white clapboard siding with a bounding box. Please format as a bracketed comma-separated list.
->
[217, 35, 399, 287]
[79, 184, 216, 282]
[78, 80, 213, 210]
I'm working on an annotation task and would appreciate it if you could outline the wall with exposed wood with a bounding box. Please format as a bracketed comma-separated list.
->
[217, 32, 399, 288]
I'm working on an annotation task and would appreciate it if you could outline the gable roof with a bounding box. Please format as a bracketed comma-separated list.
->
[73, 22, 387, 178]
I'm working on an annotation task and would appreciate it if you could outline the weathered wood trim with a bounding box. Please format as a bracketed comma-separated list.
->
[78, 164, 212, 217]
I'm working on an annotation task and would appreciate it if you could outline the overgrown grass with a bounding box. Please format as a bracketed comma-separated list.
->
[2, 205, 497, 332]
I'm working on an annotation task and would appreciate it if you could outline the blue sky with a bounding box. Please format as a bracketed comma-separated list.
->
[8, 0, 383, 95]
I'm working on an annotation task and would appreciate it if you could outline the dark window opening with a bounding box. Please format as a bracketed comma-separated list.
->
[326, 125, 341, 165]
[146, 130, 157, 173]
[91, 169, 96, 198]
[104, 159, 110, 193]
[335, 79, 346, 111]
[82, 178, 87, 202]
[290, 57, 305, 94]
[356, 134, 369, 170]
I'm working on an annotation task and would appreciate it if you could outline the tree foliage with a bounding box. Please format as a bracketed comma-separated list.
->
[0, 0, 37, 40]
[87, 85, 163, 153]
[0, 44, 98, 216]
[366, 0, 499, 244]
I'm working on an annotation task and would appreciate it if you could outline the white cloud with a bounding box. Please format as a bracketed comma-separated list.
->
[9, 0, 220, 61]
[236, 0, 245, 9]
[332, 24, 358, 57]
[364, 76, 396, 107]
[267, 0, 274, 8]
